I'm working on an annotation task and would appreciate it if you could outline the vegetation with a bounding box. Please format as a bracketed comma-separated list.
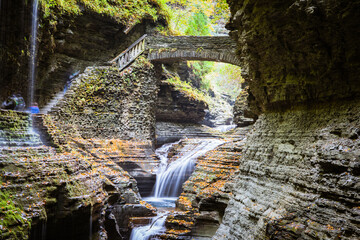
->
[158, 0, 243, 102]
[167, 0, 230, 35]
[165, 76, 209, 105]
[39, 0, 170, 28]
[0, 189, 30, 239]
[202, 62, 244, 99]
[184, 10, 211, 36]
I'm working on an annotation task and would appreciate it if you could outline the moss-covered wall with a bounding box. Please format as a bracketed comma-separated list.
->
[227, 0, 360, 114]
[49, 57, 158, 141]
[0, 0, 167, 107]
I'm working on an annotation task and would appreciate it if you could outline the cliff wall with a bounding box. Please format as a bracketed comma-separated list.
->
[0, 0, 163, 106]
[49, 58, 157, 141]
[215, 0, 360, 239]
[0, 110, 156, 240]
[226, 0, 359, 115]
[215, 101, 360, 239]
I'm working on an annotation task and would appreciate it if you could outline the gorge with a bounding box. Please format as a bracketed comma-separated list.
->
[1, 0, 359, 240]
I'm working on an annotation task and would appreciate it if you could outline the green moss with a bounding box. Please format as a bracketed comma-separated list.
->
[0, 189, 31, 240]
[164, 76, 209, 106]
[0, 110, 30, 132]
[39, 0, 171, 28]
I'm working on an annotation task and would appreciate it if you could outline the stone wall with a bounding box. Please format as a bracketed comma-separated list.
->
[147, 36, 241, 66]
[0, 110, 42, 147]
[214, 1, 360, 239]
[214, 100, 360, 239]
[226, 0, 360, 115]
[49, 58, 158, 142]
[0, 110, 156, 240]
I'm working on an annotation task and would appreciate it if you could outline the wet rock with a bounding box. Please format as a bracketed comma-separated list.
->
[0, 110, 156, 239]
[156, 122, 218, 147]
[164, 129, 250, 239]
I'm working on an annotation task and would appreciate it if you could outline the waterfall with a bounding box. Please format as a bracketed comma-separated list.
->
[153, 139, 224, 197]
[130, 139, 224, 240]
[129, 213, 167, 240]
[28, 0, 39, 105]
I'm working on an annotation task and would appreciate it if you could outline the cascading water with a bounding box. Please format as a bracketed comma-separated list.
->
[129, 213, 167, 240]
[130, 139, 224, 240]
[28, 0, 39, 106]
[153, 139, 224, 197]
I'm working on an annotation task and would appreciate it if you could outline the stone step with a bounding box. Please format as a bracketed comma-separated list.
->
[129, 216, 153, 226]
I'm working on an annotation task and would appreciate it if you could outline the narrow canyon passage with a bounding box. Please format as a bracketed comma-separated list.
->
[1, 0, 359, 240]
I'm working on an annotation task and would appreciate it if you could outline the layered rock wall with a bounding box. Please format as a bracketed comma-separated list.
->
[214, 101, 360, 239]
[156, 83, 207, 123]
[226, 0, 360, 115]
[0, 110, 156, 240]
[216, 0, 360, 239]
[49, 58, 157, 141]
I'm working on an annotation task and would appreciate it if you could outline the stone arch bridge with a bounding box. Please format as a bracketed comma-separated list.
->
[109, 34, 240, 71]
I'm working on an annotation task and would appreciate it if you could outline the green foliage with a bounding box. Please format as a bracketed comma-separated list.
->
[203, 62, 244, 99]
[188, 61, 213, 79]
[167, 0, 230, 35]
[39, 0, 168, 28]
[0, 189, 30, 239]
[185, 10, 211, 36]
[165, 76, 209, 105]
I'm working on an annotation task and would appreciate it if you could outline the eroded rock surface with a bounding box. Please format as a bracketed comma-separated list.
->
[226, 0, 360, 115]
[49, 58, 157, 141]
[0, 110, 156, 240]
[156, 82, 207, 124]
[216, 1, 360, 239]
[214, 101, 360, 240]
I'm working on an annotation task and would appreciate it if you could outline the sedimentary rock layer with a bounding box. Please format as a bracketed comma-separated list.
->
[49, 58, 158, 141]
[156, 82, 207, 124]
[214, 100, 360, 239]
[226, 0, 360, 115]
[0, 110, 156, 240]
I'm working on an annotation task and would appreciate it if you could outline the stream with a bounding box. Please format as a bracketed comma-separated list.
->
[130, 139, 224, 240]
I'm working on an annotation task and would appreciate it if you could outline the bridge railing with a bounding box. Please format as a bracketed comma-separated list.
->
[108, 34, 147, 71]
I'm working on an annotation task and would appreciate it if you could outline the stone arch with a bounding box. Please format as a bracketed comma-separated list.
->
[146, 36, 241, 66]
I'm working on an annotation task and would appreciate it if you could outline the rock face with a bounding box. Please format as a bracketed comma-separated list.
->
[226, 0, 360, 115]
[0, 0, 154, 106]
[156, 82, 207, 124]
[214, 101, 360, 240]
[0, 110, 42, 147]
[0, 110, 156, 240]
[214, 1, 360, 239]
[156, 122, 217, 146]
[49, 58, 157, 141]
[233, 85, 256, 127]
[174, 129, 250, 239]
[70, 138, 159, 198]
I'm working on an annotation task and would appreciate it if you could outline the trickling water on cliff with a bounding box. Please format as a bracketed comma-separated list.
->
[130, 139, 224, 239]
[28, 0, 39, 105]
